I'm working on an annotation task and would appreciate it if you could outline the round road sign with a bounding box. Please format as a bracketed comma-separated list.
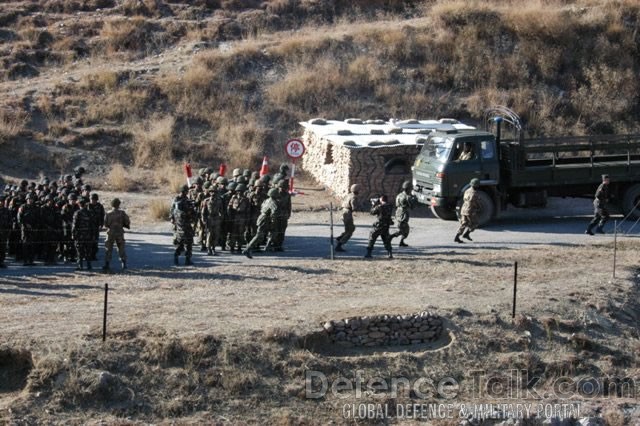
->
[285, 138, 305, 159]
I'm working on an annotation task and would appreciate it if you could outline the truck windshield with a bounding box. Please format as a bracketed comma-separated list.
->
[424, 136, 454, 162]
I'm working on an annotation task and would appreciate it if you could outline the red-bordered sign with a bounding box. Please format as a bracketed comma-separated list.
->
[285, 138, 305, 159]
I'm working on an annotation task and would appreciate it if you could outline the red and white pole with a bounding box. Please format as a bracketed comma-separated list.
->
[219, 163, 227, 177]
[289, 160, 296, 194]
[184, 163, 193, 186]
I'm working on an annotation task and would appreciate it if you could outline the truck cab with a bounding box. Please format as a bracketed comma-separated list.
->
[412, 129, 500, 223]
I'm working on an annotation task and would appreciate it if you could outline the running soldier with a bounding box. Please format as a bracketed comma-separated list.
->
[586, 174, 611, 235]
[365, 195, 394, 259]
[72, 198, 95, 270]
[454, 178, 481, 243]
[391, 181, 418, 247]
[102, 198, 130, 272]
[335, 184, 360, 252]
[243, 188, 280, 259]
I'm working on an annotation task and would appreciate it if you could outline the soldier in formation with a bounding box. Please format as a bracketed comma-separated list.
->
[172, 185, 195, 266]
[0, 168, 121, 270]
[454, 178, 481, 243]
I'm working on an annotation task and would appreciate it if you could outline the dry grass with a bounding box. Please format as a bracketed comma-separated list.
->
[148, 198, 171, 221]
[132, 116, 175, 168]
[106, 163, 136, 191]
[0, 106, 29, 143]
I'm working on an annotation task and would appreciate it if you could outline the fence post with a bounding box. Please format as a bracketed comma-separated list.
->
[103, 283, 109, 342]
[329, 203, 335, 260]
[512, 262, 518, 319]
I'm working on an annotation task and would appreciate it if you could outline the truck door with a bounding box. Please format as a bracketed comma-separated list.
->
[450, 139, 482, 194]
[479, 139, 499, 182]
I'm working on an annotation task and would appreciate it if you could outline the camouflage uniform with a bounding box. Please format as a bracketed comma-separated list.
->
[243, 189, 280, 258]
[172, 196, 196, 266]
[247, 182, 268, 243]
[227, 186, 251, 252]
[0, 198, 11, 267]
[61, 199, 79, 262]
[40, 198, 62, 265]
[17, 196, 40, 266]
[103, 199, 130, 271]
[455, 181, 482, 243]
[391, 182, 418, 247]
[586, 175, 610, 235]
[365, 197, 394, 259]
[272, 183, 291, 251]
[335, 185, 359, 252]
[88, 196, 105, 261]
[72, 202, 95, 270]
[201, 189, 224, 255]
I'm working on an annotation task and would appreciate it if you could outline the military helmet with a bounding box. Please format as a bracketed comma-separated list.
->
[25, 193, 35, 200]
[402, 181, 413, 190]
[237, 176, 247, 185]
[242, 169, 251, 177]
[227, 182, 237, 191]
[350, 184, 361, 193]
[69, 193, 78, 201]
[205, 167, 215, 175]
[262, 175, 272, 182]
[20, 179, 28, 187]
[65, 174, 73, 181]
[45, 194, 54, 202]
[470, 178, 480, 188]
[248, 178, 256, 187]
[180, 184, 189, 193]
[232, 168, 241, 177]
[278, 179, 289, 189]
[111, 198, 121, 207]
[203, 181, 211, 189]
[198, 167, 206, 176]
[83, 184, 91, 191]
[195, 176, 204, 185]
[90, 193, 99, 200]
[78, 197, 88, 206]
[218, 177, 228, 185]
[279, 164, 289, 173]
[268, 188, 279, 198]
[251, 171, 260, 180]
[236, 183, 247, 192]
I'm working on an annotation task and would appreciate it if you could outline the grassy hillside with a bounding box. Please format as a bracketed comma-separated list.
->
[0, 0, 639, 182]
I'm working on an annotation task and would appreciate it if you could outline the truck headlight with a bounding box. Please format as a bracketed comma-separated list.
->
[432, 184, 441, 194]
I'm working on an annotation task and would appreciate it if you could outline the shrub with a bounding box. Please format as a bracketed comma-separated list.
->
[106, 163, 136, 191]
[133, 116, 175, 168]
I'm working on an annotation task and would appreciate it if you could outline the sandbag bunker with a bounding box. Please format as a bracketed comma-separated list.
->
[300, 117, 474, 206]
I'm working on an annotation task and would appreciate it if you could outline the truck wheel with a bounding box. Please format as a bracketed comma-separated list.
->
[622, 184, 640, 219]
[430, 205, 457, 221]
[456, 190, 496, 227]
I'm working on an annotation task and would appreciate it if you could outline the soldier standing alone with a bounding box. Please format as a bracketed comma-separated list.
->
[365, 195, 394, 259]
[391, 181, 418, 247]
[454, 178, 481, 243]
[586, 174, 611, 235]
[102, 198, 130, 272]
[335, 184, 359, 252]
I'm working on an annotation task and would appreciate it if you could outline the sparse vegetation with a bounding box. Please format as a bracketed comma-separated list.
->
[149, 198, 171, 220]
[106, 163, 135, 191]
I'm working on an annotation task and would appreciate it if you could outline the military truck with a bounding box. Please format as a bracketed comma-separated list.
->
[411, 106, 640, 226]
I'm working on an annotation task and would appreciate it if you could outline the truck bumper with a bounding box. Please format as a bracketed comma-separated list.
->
[413, 190, 445, 206]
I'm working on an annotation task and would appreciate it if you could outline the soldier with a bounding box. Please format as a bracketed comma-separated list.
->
[247, 178, 268, 243]
[102, 198, 130, 272]
[274, 164, 289, 183]
[221, 181, 236, 250]
[365, 195, 394, 259]
[171, 192, 196, 266]
[17, 193, 39, 266]
[88, 193, 105, 261]
[189, 177, 207, 252]
[0, 195, 11, 268]
[41, 195, 62, 265]
[586, 174, 611, 235]
[335, 184, 360, 252]
[201, 185, 224, 256]
[72, 198, 95, 270]
[271, 179, 291, 251]
[455, 178, 482, 243]
[61, 193, 79, 262]
[227, 183, 251, 253]
[243, 188, 280, 259]
[391, 181, 418, 247]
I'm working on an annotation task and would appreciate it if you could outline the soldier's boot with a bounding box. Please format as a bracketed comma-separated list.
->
[462, 230, 473, 241]
[387, 250, 393, 259]
[335, 242, 345, 252]
[398, 238, 408, 247]
[174, 253, 179, 266]
[207, 247, 213, 256]
[200, 245, 207, 252]
[243, 249, 253, 259]
[121, 260, 127, 271]
[585, 224, 595, 235]
[364, 248, 373, 258]
[76, 260, 84, 270]
[102, 261, 110, 272]
[454, 233, 464, 244]
[185, 256, 194, 266]
[86, 261, 92, 270]
[596, 225, 605, 234]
